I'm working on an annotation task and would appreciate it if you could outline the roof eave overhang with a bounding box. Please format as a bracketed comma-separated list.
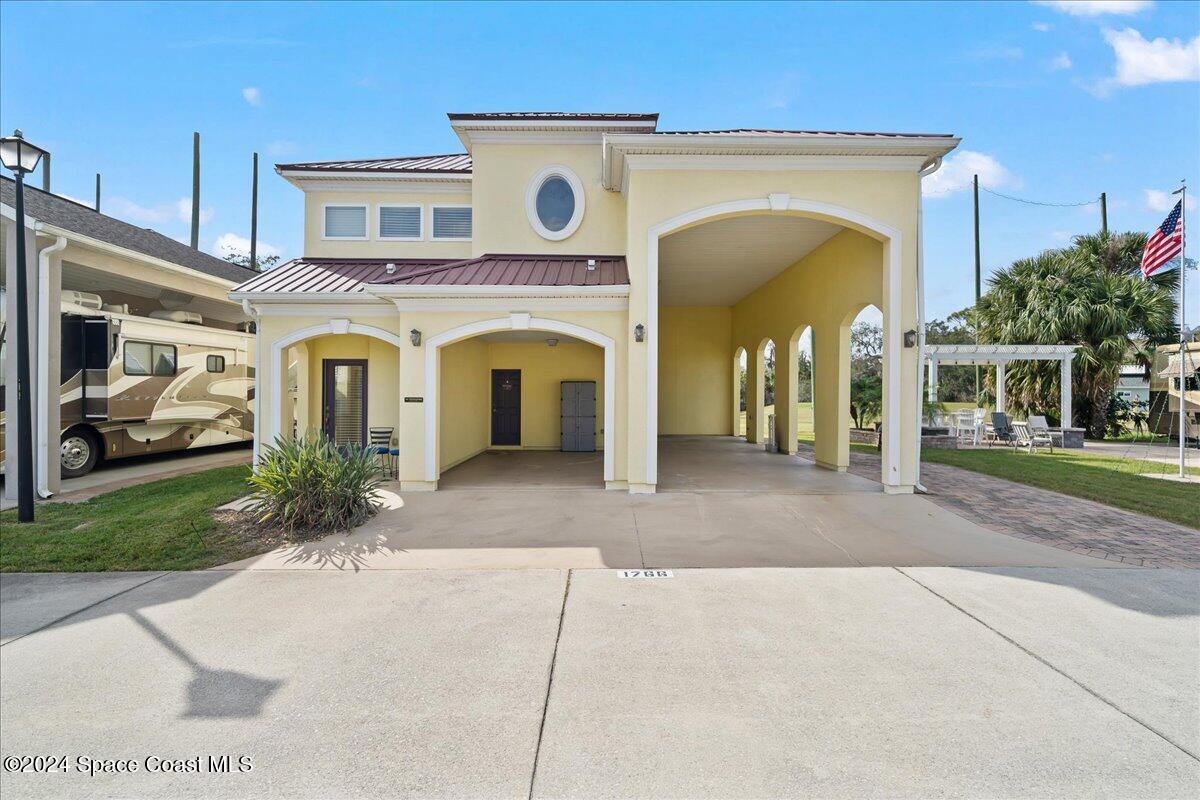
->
[451, 119, 658, 152]
[276, 168, 472, 191]
[602, 133, 962, 191]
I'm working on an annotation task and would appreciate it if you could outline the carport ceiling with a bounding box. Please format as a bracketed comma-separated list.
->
[61, 261, 246, 323]
[659, 215, 841, 306]
[478, 330, 589, 345]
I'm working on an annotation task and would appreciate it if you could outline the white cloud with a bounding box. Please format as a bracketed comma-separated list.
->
[1144, 189, 1174, 212]
[1049, 51, 1073, 70]
[213, 232, 281, 261]
[1032, 22, 1053, 32]
[242, 87, 262, 106]
[1032, 1, 1152, 16]
[923, 150, 1019, 198]
[1099, 28, 1200, 89]
[107, 196, 212, 226]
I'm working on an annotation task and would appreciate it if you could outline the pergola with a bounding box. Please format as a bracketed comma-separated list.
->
[924, 344, 1078, 425]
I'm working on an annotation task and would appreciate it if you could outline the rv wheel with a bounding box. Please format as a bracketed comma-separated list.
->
[61, 429, 99, 478]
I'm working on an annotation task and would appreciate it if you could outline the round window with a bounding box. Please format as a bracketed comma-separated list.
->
[535, 176, 575, 232]
[526, 165, 585, 240]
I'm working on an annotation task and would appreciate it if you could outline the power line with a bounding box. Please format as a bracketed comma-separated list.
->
[978, 185, 1099, 208]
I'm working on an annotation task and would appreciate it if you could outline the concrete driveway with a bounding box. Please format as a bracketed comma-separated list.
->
[1, 567, 1196, 799]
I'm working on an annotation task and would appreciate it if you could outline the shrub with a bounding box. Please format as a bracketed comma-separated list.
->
[247, 435, 383, 538]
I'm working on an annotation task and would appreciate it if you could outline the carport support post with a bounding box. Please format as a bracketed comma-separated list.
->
[774, 334, 799, 454]
[812, 323, 850, 472]
[745, 349, 765, 444]
[1060, 355, 1073, 428]
[995, 362, 1006, 416]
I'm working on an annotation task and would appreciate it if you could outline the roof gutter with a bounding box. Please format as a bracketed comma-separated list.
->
[913, 155, 944, 495]
[36, 234, 68, 498]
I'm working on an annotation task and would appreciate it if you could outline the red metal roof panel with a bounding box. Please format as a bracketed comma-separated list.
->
[276, 154, 472, 174]
[231, 258, 459, 294]
[370, 254, 629, 287]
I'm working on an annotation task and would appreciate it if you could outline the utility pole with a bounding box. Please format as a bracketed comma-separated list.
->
[1100, 192, 1108, 235]
[250, 152, 259, 271]
[190, 132, 200, 249]
[973, 173, 982, 402]
[94, 173, 101, 212]
[41, 153, 50, 192]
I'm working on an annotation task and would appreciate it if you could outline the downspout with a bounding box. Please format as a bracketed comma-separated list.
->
[914, 155, 943, 494]
[36, 233, 68, 497]
[242, 298, 262, 468]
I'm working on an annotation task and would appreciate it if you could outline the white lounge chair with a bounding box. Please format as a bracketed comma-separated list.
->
[1013, 420, 1055, 453]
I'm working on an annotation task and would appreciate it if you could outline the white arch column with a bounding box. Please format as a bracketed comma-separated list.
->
[419, 313, 617, 490]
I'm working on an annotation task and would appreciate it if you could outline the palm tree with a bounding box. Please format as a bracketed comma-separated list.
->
[974, 232, 1178, 438]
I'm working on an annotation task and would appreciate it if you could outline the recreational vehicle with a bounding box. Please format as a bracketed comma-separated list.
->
[1, 291, 254, 478]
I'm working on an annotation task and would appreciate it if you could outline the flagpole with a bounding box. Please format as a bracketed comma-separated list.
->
[1178, 181, 1187, 478]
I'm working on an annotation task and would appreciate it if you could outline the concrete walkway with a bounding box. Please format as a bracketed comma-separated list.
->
[1, 567, 1195, 799]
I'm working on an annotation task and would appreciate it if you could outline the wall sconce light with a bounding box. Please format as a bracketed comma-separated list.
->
[410, 328, 422, 347]
[903, 329, 918, 348]
[634, 323, 645, 343]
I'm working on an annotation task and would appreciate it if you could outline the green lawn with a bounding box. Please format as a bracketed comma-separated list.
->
[0, 465, 262, 572]
[921, 447, 1199, 529]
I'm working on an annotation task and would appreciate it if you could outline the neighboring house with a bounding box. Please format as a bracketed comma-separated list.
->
[1, 177, 257, 498]
[1148, 342, 1199, 440]
[1115, 363, 1150, 407]
[231, 112, 959, 493]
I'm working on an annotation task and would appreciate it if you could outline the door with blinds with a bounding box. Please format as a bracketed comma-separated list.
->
[560, 381, 597, 452]
[322, 359, 368, 447]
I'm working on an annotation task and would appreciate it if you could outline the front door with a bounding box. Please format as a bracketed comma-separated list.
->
[322, 359, 367, 446]
[491, 369, 521, 445]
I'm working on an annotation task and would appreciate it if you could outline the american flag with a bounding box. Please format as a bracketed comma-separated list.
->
[1141, 200, 1184, 278]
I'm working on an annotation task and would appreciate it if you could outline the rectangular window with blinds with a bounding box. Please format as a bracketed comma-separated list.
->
[323, 204, 367, 239]
[432, 206, 472, 240]
[378, 205, 422, 240]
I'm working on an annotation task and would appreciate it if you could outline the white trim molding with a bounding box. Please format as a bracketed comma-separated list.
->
[264, 321, 403, 449]
[646, 195, 905, 489]
[423, 316, 616, 485]
[525, 165, 586, 241]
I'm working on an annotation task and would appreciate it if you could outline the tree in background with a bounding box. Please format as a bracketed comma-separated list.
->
[223, 253, 280, 270]
[974, 231, 1178, 437]
[850, 321, 883, 429]
[796, 348, 813, 402]
[924, 309, 977, 402]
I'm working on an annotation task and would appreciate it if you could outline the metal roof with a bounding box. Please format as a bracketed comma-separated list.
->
[448, 112, 658, 122]
[372, 254, 629, 287]
[276, 154, 472, 174]
[231, 258, 457, 295]
[1, 176, 257, 284]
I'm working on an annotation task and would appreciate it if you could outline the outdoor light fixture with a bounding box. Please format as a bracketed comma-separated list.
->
[634, 323, 645, 343]
[546, 338, 559, 347]
[385, 262, 396, 274]
[586, 258, 596, 271]
[0, 130, 49, 523]
[410, 329, 422, 347]
[0, 129, 49, 175]
[904, 329, 918, 348]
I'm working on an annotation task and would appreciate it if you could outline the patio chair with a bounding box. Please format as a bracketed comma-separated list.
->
[368, 427, 396, 477]
[987, 412, 1017, 448]
[1013, 420, 1055, 453]
[1028, 415, 1062, 451]
[954, 410, 976, 445]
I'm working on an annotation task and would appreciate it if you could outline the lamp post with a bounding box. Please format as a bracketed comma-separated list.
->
[1, 129, 49, 522]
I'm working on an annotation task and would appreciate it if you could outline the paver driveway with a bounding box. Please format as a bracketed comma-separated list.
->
[1, 567, 1196, 799]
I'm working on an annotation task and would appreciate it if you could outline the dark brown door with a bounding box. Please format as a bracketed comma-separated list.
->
[491, 369, 521, 446]
[322, 359, 368, 446]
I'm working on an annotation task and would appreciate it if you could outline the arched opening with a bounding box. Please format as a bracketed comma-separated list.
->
[792, 325, 815, 450]
[756, 338, 777, 444]
[424, 316, 616, 489]
[848, 304, 884, 441]
[263, 322, 403, 465]
[649, 197, 904, 491]
[733, 347, 747, 437]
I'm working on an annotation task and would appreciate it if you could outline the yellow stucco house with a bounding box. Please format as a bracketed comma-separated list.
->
[230, 112, 959, 494]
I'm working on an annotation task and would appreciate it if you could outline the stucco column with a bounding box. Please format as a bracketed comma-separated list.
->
[745, 346, 766, 444]
[395, 311, 434, 490]
[731, 350, 744, 438]
[812, 323, 850, 471]
[40, 244, 64, 495]
[774, 333, 799, 454]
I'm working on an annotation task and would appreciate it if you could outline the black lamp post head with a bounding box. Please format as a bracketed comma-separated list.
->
[0, 129, 49, 175]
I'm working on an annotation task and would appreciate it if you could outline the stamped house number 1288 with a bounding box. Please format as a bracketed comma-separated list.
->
[617, 569, 674, 578]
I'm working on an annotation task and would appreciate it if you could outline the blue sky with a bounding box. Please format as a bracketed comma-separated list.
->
[2, 0, 1197, 322]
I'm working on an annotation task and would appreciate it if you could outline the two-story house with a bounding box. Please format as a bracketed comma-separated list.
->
[230, 112, 959, 494]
